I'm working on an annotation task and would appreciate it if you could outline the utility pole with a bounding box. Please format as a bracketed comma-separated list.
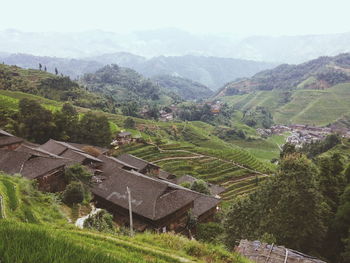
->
[126, 187, 134, 236]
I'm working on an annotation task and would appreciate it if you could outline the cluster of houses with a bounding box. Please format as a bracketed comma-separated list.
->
[0, 129, 223, 234]
[257, 124, 350, 148]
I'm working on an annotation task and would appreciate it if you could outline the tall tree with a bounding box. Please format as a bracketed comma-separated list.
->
[225, 153, 330, 255]
[53, 103, 79, 141]
[16, 98, 56, 143]
[78, 111, 112, 146]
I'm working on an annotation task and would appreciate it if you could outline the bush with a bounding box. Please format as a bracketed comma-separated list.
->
[65, 164, 93, 184]
[124, 117, 136, 129]
[197, 222, 224, 243]
[191, 180, 210, 195]
[83, 209, 114, 232]
[62, 182, 85, 205]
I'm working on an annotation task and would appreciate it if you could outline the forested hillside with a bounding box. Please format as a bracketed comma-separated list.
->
[80, 64, 180, 105]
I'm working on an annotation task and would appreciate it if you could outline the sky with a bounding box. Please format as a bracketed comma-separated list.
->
[1, 0, 350, 36]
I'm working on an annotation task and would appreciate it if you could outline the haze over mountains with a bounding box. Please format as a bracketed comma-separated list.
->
[0, 52, 274, 90]
[1, 28, 350, 63]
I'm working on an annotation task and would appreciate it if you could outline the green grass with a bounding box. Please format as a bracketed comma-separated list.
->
[0, 173, 250, 263]
[0, 220, 249, 263]
[0, 173, 66, 225]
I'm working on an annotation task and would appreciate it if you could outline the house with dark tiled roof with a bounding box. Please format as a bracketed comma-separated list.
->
[39, 139, 103, 171]
[0, 129, 23, 150]
[117, 153, 160, 175]
[92, 165, 220, 233]
[0, 149, 76, 192]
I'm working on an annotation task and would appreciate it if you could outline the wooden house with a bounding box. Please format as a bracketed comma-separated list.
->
[92, 166, 220, 233]
[0, 149, 75, 192]
[0, 129, 23, 150]
[117, 154, 160, 175]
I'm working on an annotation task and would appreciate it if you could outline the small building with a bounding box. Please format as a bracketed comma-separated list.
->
[117, 154, 160, 175]
[112, 132, 133, 145]
[0, 129, 23, 150]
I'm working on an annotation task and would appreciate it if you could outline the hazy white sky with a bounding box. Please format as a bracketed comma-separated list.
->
[1, 0, 349, 36]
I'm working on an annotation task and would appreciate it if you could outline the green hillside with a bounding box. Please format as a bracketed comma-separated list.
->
[0, 63, 108, 110]
[216, 53, 350, 126]
[0, 173, 248, 263]
[80, 64, 180, 106]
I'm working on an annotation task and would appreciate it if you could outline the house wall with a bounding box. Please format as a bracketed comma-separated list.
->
[37, 169, 66, 192]
[0, 143, 22, 150]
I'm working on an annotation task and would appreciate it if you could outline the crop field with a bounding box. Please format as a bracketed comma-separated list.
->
[222, 83, 350, 126]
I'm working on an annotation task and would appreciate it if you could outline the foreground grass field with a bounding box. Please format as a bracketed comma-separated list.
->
[0, 174, 249, 263]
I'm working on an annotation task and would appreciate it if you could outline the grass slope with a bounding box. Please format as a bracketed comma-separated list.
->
[0, 174, 248, 263]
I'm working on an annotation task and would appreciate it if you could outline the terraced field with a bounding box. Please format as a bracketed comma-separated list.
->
[117, 142, 271, 202]
[221, 83, 350, 126]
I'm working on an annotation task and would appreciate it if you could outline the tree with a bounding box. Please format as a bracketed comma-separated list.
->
[78, 111, 112, 146]
[191, 180, 210, 195]
[225, 153, 330, 254]
[124, 117, 135, 129]
[280, 142, 296, 158]
[16, 98, 56, 143]
[53, 103, 79, 141]
[62, 182, 85, 205]
[83, 209, 114, 232]
[317, 154, 346, 211]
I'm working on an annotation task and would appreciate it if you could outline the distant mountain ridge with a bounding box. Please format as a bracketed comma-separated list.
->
[0, 52, 275, 90]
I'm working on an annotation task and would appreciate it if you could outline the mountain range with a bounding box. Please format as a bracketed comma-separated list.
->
[0, 52, 274, 90]
[1, 28, 350, 63]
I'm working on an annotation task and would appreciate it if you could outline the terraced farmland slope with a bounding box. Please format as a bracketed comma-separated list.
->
[217, 53, 350, 126]
[0, 173, 249, 263]
[115, 141, 270, 203]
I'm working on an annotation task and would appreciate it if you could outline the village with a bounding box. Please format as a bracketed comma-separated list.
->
[257, 124, 350, 148]
[0, 129, 223, 234]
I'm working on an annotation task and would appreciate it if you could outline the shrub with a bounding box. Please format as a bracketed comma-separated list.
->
[191, 180, 210, 195]
[124, 117, 136, 129]
[64, 164, 92, 184]
[197, 222, 224, 243]
[62, 182, 85, 205]
[83, 209, 114, 232]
